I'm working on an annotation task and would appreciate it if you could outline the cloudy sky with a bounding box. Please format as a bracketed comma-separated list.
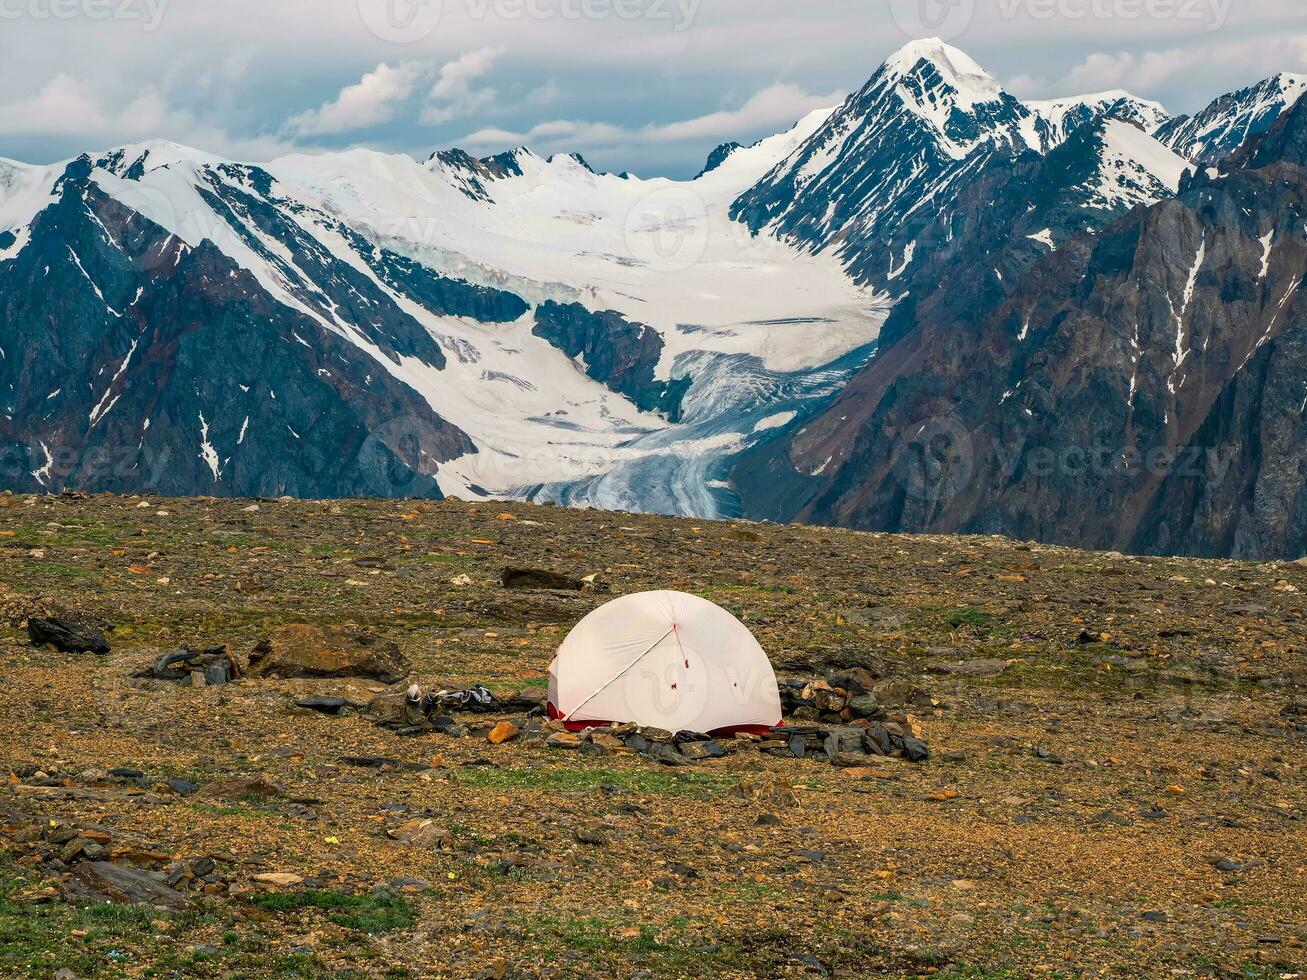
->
[0, 0, 1304, 176]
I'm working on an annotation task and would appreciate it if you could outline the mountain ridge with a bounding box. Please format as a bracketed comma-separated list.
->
[3, 40, 1307, 558]
[734, 85, 1307, 559]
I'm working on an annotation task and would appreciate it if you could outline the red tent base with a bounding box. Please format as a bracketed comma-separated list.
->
[548, 703, 777, 737]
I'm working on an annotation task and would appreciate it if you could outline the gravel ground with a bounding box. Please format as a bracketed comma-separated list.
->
[0, 492, 1303, 979]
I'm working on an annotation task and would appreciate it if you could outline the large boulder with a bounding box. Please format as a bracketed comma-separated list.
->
[247, 625, 409, 682]
[27, 617, 111, 655]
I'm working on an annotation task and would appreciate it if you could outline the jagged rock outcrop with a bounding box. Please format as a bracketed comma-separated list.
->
[1158, 73, 1307, 166]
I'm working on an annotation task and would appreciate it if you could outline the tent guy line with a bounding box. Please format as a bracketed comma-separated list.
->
[565, 623, 677, 720]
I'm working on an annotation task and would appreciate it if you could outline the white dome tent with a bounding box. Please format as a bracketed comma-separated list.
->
[548, 591, 782, 734]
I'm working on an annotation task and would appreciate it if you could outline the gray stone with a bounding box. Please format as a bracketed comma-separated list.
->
[296, 695, 351, 715]
[678, 740, 727, 761]
[847, 693, 881, 717]
[864, 723, 892, 755]
[67, 862, 191, 910]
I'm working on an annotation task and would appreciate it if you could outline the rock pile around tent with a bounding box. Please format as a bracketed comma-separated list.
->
[356, 590, 931, 766]
[361, 680, 928, 767]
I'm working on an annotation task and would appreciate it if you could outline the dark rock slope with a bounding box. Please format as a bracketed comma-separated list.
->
[0, 157, 476, 498]
[736, 97, 1307, 560]
[532, 301, 690, 421]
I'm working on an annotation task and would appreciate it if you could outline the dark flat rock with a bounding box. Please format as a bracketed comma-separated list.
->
[66, 861, 191, 910]
[27, 617, 110, 655]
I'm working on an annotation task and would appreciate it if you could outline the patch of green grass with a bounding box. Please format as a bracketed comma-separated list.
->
[250, 891, 415, 934]
[0, 857, 188, 977]
[516, 914, 742, 972]
[453, 764, 733, 799]
[14, 560, 100, 582]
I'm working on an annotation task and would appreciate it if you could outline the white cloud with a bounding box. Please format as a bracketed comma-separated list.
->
[0, 73, 295, 160]
[640, 83, 842, 143]
[1010, 37, 1307, 103]
[287, 63, 425, 137]
[454, 82, 840, 156]
[1, 1, 1305, 174]
[421, 47, 505, 126]
[0, 74, 111, 136]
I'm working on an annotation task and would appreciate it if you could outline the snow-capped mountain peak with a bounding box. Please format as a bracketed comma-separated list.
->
[867, 38, 1026, 159]
[1158, 71, 1307, 165]
[882, 37, 1004, 110]
[729, 38, 1182, 290]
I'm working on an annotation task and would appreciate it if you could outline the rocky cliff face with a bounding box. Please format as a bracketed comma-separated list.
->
[736, 99, 1307, 559]
[532, 302, 689, 420]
